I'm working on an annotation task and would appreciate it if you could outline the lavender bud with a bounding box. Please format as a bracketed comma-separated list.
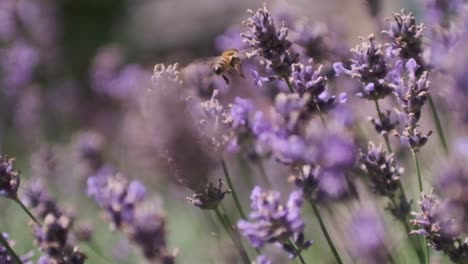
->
[0, 155, 20, 199]
[20, 179, 62, 219]
[187, 179, 231, 210]
[123, 198, 175, 263]
[369, 109, 399, 136]
[360, 142, 403, 197]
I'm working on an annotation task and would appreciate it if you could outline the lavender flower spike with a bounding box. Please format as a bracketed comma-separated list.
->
[241, 3, 298, 78]
[0, 155, 20, 199]
[187, 179, 231, 210]
[333, 34, 393, 100]
[410, 192, 468, 262]
[360, 142, 403, 197]
[237, 186, 310, 253]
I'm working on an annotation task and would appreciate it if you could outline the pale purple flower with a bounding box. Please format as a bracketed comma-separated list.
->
[237, 187, 308, 249]
[86, 166, 147, 228]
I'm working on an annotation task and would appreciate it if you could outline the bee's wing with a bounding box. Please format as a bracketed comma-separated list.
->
[180, 56, 219, 84]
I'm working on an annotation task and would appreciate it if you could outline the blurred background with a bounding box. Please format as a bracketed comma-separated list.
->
[0, 0, 434, 263]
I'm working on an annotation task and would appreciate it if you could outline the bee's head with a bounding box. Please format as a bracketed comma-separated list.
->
[213, 66, 223, 75]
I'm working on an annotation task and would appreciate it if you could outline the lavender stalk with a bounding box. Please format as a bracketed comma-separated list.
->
[428, 96, 449, 154]
[0, 234, 22, 264]
[220, 158, 246, 219]
[309, 201, 343, 264]
[412, 150, 429, 264]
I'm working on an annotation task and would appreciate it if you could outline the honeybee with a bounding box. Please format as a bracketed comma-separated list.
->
[212, 49, 247, 84]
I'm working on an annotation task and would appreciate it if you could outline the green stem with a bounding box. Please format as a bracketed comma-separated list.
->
[428, 95, 449, 155]
[412, 151, 429, 264]
[256, 160, 271, 187]
[215, 207, 251, 264]
[309, 201, 343, 264]
[284, 78, 295, 93]
[287, 240, 306, 264]
[13, 197, 41, 226]
[374, 99, 392, 153]
[83, 240, 112, 263]
[413, 151, 423, 194]
[220, 158, 246, 219]
[0, 233, 23, 264]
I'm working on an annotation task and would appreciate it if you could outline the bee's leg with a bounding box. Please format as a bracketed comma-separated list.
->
[222, 74, 230, 84]
[237, 63, 245, 78]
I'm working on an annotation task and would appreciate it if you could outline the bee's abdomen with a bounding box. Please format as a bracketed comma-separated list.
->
[213, 57, 229, 75]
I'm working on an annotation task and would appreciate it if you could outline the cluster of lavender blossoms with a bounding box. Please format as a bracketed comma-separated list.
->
[5, 1, 468, 263]
[237, 187, 311, 257]
[242, 3, 298, 79]
[410, 192, 468, 263]
[76, 132, 175, 263]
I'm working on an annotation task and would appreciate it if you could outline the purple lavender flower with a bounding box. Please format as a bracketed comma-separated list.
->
[187, 179, 231, 210]
[237, 186, 310, 251]
[393, 59, 430, 126]
[86, 166, 146, 228]
[123, 199, 175, 263]
[34, 213, 87, 263]
[0, 155, 20, 199]
[333, 35, 394, 100]
[349, 210, 389, 264]
[424, 0, 465, 27]
[410, 192, 468, 262]
[86, 164, 175, 262]
[360, 142, 402, 197]
[72, 131, 105, 174]
[382, 10, 426, 69]
[369, 109, 399, 136]
[20, 179, 61, 219]
[230, 97, 255, 129]
[241, 3, 298, 78]
[289, 59, 347, 116]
